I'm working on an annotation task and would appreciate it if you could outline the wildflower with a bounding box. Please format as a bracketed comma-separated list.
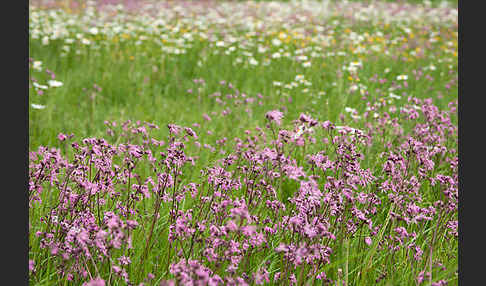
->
[118, 256, 131, 266]
[33, 82, 48, 90]
[31, 104, 46, 109]
[294, 125, 306, 139]
[89, 27, 99, 35]
[203, 113, 211, 121]
[249, 58, 259, 66]
[272, 38, 282, 46]
[32, 61, 42, 71]
[83, 278, 105, 286]
[265, 110, 284, 125]
[365, 237, 372, 246]
[345, 107, 357, 113]
[48, 80, 63, 87]
[316, 271, 327, 280]
[297, 55, 308, 62]
[397, 75, 408, 81]
[295, 75, 305, 81]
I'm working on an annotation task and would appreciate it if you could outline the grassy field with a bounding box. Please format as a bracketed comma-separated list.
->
[29, 0, 458, 285]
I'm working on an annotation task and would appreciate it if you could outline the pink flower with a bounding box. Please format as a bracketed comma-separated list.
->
[365, 237, 372, 246]
[226, 220, 238, 232]
[265, 110, 284, 125]
[83, 278, 105, 286]
[203, 113, 212, 121]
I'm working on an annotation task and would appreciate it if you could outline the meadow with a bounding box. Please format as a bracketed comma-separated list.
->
[29, 0, 458, 285]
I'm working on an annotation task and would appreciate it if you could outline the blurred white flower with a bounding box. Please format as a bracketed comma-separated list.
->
[295, 75, 304, 81]
[48, 80, 63, 87]
[272, 38, 282, 46]
[350, 61, 362, 68]
[297, 55, 308, 61]
[33, 61, 42, 71]
[345, 107, 357, 113]
[396, 75, 408, 81]
[33, 82, 48, 90]
[294, 125, 306, 139]
[89, 27, 99, 35]
[31, 103, 46, 109]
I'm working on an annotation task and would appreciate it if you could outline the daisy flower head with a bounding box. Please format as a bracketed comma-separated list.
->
[396, 74, 408, 81]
